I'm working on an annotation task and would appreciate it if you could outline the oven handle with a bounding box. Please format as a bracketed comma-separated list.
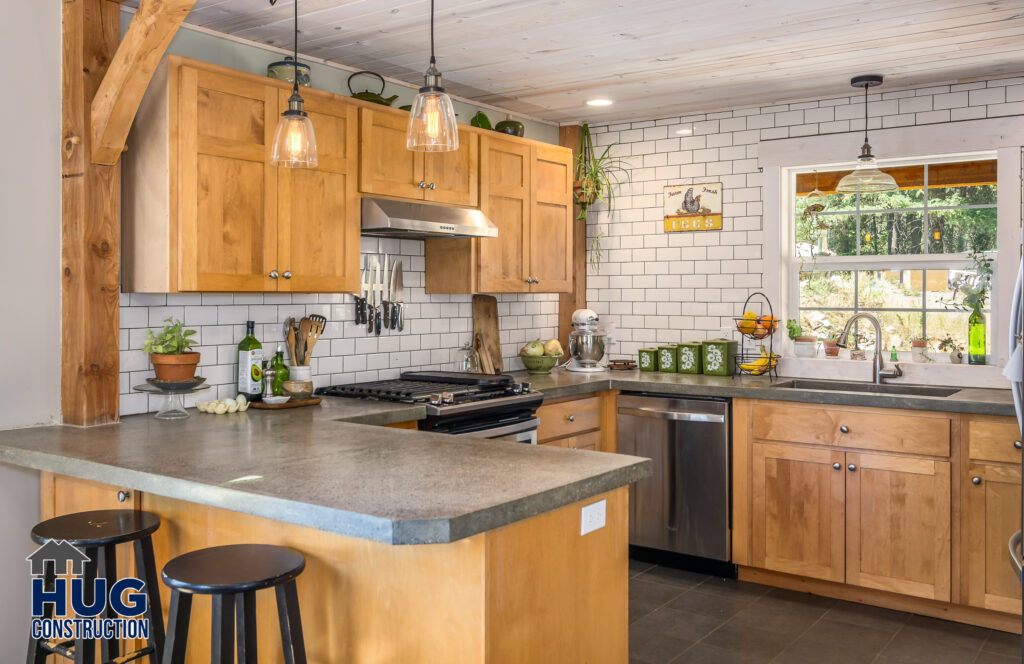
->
[617, 406, 726, 423]
[452, 417, 539, 442]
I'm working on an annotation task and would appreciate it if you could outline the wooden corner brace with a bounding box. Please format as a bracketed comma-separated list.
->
[90, 0, 196, 165]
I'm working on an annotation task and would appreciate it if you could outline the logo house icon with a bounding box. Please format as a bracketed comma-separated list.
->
[26, 540, 91, 577]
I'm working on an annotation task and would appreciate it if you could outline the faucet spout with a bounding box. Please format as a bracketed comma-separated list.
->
[834, 313, 902, 385]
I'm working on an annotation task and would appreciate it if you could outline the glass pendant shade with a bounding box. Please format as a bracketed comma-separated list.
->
[407, 88, 459, 151]
[271, 108, 318, 168]
[836, 157, 898, 193]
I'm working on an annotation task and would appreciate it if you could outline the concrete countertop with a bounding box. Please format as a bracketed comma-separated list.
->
[519, 369, 1017, 417]
[0, 395, 650, 545]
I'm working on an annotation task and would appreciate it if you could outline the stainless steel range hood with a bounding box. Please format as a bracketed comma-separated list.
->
[360, 198, 498, 239]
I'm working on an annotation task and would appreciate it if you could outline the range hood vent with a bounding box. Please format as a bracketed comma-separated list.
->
[360, 198, 498, 239]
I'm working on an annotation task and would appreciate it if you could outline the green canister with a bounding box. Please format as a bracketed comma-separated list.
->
[638, 348, 658, 372]
[677, 342, 703, 374]
[657, 345, 678, 373]
[702, 339, 737, 376]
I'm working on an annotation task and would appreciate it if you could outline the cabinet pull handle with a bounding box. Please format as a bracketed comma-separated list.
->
[839, 425, 849, 434]
[567, 415, 575, 422]
[282, 271, 292, 279]
[833, 462, 841, 470]
[428, 182, 436, 190]
[418, 181, 427, 188]
[1015, 440, 1022, 450]
[524, 278, 531, 283]
[972, 476, 982, 485]
[117, 490, 131, 503]
[269, 270, 279, 279]
[847, 464, 857, 472]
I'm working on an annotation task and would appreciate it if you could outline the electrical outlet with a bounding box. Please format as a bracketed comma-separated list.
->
[580, 499, 606, 536]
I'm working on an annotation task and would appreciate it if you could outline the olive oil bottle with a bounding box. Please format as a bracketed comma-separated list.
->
[238, 320, 264, 401]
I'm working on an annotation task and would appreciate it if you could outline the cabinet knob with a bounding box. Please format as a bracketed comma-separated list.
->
[428, 182, 436, 190]
[1015, 440, 1022, 450]
[418, 181, 427, 188]
[269, 270, 279, 279]
[833, 462, 841, 470]
[567, 415, 575, 422]
[117, 490, 131, 503]
[840, 425, 849, 434]
[282, 271, 292, 279]
[847, 464, 857, 472]
[524, 278, 531, 283]
[972, 476, 982, 485]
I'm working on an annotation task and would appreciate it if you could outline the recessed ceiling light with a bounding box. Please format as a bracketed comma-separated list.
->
[586, 99, 613, 107]
[675, 128, 693, 135]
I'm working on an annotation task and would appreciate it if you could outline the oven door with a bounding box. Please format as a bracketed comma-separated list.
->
[451, 417, 539, 444]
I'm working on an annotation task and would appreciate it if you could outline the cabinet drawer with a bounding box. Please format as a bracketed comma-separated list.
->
[540, 431, 600, 451]
[968, 417, 1022, 464]
[537, 396, 600, 442]
[752, 402, 950, 457]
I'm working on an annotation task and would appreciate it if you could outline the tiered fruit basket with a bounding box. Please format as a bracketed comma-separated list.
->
[732, 292, 781, 378]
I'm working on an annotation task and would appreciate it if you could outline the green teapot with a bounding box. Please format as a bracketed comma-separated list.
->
[347, 71, 399, 107]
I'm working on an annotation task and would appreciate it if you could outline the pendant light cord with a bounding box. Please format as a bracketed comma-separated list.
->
[292, 0, 299, 95]
[429, 0, 436, 65]
[863, 84, 869, 144]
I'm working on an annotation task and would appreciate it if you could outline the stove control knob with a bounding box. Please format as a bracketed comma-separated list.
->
[511, 383, 523, 394]
[441, 392, 455, 405]
[521, 382, 532, 393]
[428, 393, 442, 406]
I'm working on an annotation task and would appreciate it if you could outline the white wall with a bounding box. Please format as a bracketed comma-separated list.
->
[0, 0, 60, 651]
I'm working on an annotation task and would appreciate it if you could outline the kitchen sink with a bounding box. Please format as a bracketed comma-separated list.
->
[773, 379, 961, 398]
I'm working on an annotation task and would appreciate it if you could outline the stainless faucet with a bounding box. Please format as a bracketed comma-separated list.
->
[835, 313, 903, 385]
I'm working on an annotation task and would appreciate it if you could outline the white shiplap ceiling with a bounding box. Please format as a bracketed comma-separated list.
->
[127, 0, 1024, 124]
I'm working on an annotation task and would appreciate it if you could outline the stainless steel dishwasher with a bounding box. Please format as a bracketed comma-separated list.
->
[617, 394, 730, 561]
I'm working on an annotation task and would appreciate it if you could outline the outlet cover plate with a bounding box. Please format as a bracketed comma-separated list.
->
[581, 499, 607, 535]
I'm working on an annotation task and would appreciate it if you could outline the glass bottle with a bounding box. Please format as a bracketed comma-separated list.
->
[889, 346, 898, 362]
[271, 347, 290, 395]
[237, 321, 263, 401]
[455, 342, 481, 373]
[968, 304, 986, 365]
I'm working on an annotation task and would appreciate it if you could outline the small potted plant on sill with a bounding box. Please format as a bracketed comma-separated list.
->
[937, 335, 964, 364]
[910, 336, 930, 363]
[822, 333, 840, 358]
[143, 317, 199, 381]
[787, 320, 817, 358]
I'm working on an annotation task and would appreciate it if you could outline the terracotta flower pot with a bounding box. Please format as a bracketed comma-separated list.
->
[573, 179, 597, 206]
[794, 336, 816, 343]
[150, 352, 200, 381]
[823, 340, 840, 358]
[911, 340, 928, 348]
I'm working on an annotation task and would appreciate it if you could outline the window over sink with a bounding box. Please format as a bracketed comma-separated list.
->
[791, 158, 997, 353]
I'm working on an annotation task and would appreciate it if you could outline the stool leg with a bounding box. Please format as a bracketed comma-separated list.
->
[73, 547, 98, 664]
[134, 536, 165, 661]
[25, 559, 55, 664]
[275, 581, 306, 664]
[162, 590, 191, 664]
[235, 591, 257, 664]
[98, 544, 119, 662]
[210, 594, 234, 664]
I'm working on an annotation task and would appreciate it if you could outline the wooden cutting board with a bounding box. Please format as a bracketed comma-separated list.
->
[472, 294, 502, 373]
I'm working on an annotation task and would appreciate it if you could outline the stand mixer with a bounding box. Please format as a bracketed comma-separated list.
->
[564, 309, 610, 373]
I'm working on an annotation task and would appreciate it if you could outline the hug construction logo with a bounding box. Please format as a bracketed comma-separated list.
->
[27, 540, 151, 641]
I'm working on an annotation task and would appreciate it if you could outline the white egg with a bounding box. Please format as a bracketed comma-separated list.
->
[235, 394, 247, 406]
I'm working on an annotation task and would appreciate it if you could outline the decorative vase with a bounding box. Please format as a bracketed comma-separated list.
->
[494, 116, 525, 137]
[150, 352, 200, 381]
[968, 304, 986, 365]
[949, 350, 963, 364]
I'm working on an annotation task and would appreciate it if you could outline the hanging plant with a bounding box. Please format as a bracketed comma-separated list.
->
[573, 124, 630, 272]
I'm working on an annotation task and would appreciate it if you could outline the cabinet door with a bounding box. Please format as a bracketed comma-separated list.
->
[359, 108, 424, 199]
[477, 136, 531, 293]
[178, 66, 279, 291]
[846, 452, 951, 601]
[529, 145, 573, 293]
[423, 132, 479, 206]
[964, 462, 1022, 614]
[277, 90, 360, 293]
[751, 443, 845, 582]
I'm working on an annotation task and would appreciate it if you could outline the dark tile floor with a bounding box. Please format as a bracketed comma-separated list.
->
[629, 560, 1022, 664]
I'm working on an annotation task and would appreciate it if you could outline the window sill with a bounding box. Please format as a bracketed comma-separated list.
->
[777, 356, 1009, 390]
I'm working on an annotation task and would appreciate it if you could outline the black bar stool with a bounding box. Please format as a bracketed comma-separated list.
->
[160, 544, 307, 664]
[27, 509, 164, 664]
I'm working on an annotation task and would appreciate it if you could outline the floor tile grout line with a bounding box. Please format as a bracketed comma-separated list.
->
[765, 605, 834, 663]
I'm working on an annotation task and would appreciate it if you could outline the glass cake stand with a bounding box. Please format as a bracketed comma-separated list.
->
[133, 383, 211, 420]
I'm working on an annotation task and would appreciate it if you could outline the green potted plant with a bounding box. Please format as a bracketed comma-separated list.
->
[574, 124, 630, 272]
[787, 320, 817, 358]
[937, 335, 964, 364]
[821, 332, 840, 358]
[143, 317, 200, 381]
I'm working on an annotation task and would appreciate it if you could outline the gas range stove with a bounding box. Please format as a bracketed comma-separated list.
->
[317, 371, 542, 422]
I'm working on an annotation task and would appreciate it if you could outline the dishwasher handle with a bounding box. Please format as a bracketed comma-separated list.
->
[617, 405, 726, 424]
[1009, 530, 1023, 583]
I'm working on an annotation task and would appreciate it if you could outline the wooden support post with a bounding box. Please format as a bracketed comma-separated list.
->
[91, 0, 197, 164]
[63, 0, 122, 425]
[558, 124, 585, 353]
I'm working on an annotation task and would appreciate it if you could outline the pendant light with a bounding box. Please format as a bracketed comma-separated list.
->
[269, 0, 317, 168]
[406, 0, 459, 152]
[835, 75, 897, 194]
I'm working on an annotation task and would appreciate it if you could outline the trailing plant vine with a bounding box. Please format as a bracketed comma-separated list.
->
[574, 123, 630, 273]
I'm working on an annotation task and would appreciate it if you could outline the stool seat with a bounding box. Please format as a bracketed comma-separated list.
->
[31, 509, 160, 547]
[162, 544, 305, 594]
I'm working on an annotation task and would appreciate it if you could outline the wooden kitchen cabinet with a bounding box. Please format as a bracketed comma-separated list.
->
[424, 135, 573, 294]
[964, 461, 1022, 614]
[846, 452, 951, 601]
[750, 442, 846, 583]
[123, 56, 361, 293]
[358, 107, 479, 206]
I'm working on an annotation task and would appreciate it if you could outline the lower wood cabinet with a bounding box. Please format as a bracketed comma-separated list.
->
[536, 392, 617, 452]
[964, 461, 1022, 614]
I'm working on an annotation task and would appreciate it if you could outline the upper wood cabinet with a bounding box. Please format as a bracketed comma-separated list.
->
[423, 135, 574, 294]
[358, 107, 478, 207]
[122, 56, 360, 293]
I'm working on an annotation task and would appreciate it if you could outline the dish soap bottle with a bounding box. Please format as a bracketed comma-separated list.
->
[271, 347, 290, 396]
[890, 346, 898, 362]
[238, 321, 263, 402]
